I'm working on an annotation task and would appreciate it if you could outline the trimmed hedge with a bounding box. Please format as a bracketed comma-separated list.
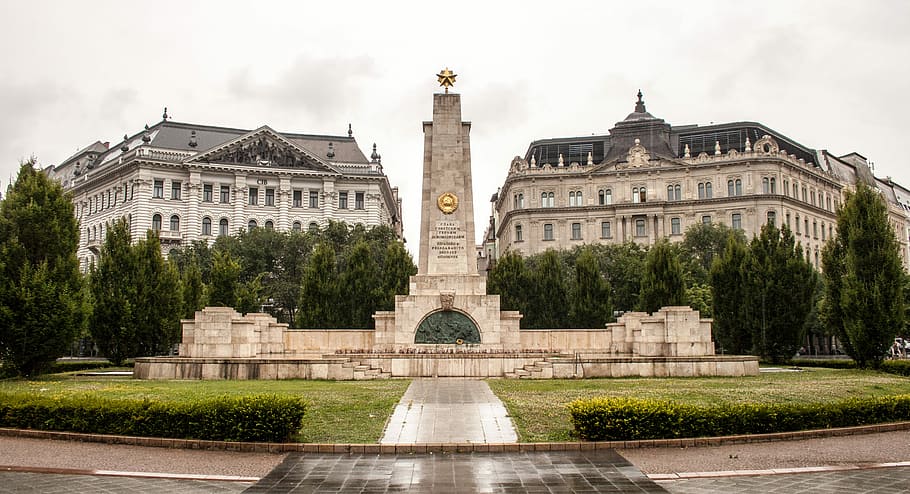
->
[567, 395, 910, 441]
[788, 359, 857, 369]
[0, 393, 306, 442]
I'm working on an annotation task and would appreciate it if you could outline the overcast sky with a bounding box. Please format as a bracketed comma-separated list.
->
[2, 1, 908, 254]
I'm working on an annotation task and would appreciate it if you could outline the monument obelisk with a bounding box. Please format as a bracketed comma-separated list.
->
[418, 67, 476, 275]
[372, 69, 521, 353]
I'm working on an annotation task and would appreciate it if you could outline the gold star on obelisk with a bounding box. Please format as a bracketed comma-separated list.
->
[437, 67, 457, 93]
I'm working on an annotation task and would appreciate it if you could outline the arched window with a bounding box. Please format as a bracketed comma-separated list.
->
[541, 192, 548, 207]
[292, 221, 301, 232]
[735, 179, 742, 196]
[633, 187, 640, 203]
[248, 219, 257, 232]
[639, 186, 647, 203]
[762, 177, 770, 194]
[202, 217, 212, 236]
[674, 184, 681, 200]
[547, 192, 554, 207]
[265, 220, 274, 230]
[219, 218, 229, 236]
[151, 214, 162, 231]
[727, 180, 735, 196]
[599, 189, 605, 205]
[698, 183, 705, 199]
[515, 224, 523, 241]
[767, 211, 776, 225]
[667, 185, 674, 200]
[517, 193, 524, 208]
[604, 189, 612, 205]
[770, 177, 776, 194]
[705, 182, 712, 198]
[170, 215, 180, 232]
[308, 222, 319, 232]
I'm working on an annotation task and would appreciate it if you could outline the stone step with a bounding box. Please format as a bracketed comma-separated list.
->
[342, 361, 360, 368]
[513, 369, 530, 377]
[354, 365, 370, 372]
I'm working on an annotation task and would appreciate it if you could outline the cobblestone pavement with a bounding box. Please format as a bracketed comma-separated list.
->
[245, 450, 666, 493]
[658, 466, 910, 493]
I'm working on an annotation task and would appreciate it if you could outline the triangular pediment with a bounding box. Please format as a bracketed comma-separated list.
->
[186, 126, 340, 173]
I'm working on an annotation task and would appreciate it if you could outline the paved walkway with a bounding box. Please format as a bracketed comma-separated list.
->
[381, 378, 518, 444]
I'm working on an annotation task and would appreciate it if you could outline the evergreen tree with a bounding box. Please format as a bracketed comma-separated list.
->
[89, 219, 138, 365]
[133, 231, 182, 356]
[379, 241, 416, 311]
[822, 183, 904, 367]
[341, 240, 381, 328]
[296, 243, 340, 328]
[486, 251, 529, 315]
[679, 222, 744, 286]
[568, 247, 612, 328]
[590, 243, 646, 313]
[526, 250, 568, 329]
[180, 257, 206, 319]
[638, 240, 686, 313]
[709, 235, 751, 354]
[208, 249, 242, 309]
[0, 162, 85, 376]
[746, 224, 816, 363]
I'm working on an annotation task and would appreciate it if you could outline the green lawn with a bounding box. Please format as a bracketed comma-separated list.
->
[486, 368, 910, 442]
[0, 376, 411, 443]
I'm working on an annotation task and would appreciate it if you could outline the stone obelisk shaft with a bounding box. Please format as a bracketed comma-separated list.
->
[418, 93, 476, 275]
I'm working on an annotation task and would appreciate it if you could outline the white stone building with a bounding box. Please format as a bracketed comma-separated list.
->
[489, 92, 910, 270]
[48, 116, 403, 270]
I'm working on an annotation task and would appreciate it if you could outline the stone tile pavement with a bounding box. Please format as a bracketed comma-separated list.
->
[0, 471, 250, 493]
[381, 378, 518, 444]
[658, 466, 910, 493]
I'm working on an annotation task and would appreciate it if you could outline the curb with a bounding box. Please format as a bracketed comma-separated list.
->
[3, 421, 910, 454]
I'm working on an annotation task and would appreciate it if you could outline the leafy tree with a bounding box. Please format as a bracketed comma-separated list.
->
[89, 218, 138, 365]
[638, 240, 687, 313]
[746, 224, 816, 363]
[685, 283, 712, 318]
[133, 231, 182, 356]
[568, 247, 612, 328]
[589, 243, 646, 313]
[822, 183, 904, 367]
[297, 243, 340, 328]
[679, 222, 744, 286]
[710, 235, 751, 354]
[379, 241, 417, 311]
[525, 250, 568, 329]
[0, 161, 85, 376]
[486, 250, 529, 315]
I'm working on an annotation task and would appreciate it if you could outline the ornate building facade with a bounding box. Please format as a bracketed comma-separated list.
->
[489, 92, 910, 270]
[48, 115, 403, 270]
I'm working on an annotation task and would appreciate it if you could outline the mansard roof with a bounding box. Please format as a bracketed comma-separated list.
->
[522, 93, 819, 168]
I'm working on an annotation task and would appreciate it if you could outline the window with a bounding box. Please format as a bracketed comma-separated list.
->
[728, 180, 735, 196]
[599, 189, 612, 205]
[792, 183, 798, 198]
[265, 188, 275, 206]
[203, 184, 213, 202]
[541, 192, 554, 207]
[130, 183, 136, 200]
[821, 221, 826, 241]
[355, 192, 365, 210]
[826, 195, 832, 211]
[813, 220, 818, 238]
[796, 215, 801, 234]
[635, 219, 646, 236]
[249, 187, 259, 205]
[671, 217, 681, 235]
[308, 222, 319, 232]
[804, 218, 809, 237]
[667, 185, 675, 201]
[767, 211, 776, 226]
[633, 187, 646, 203]
[802, 186, 808, 202]
[171, 181, 181, 200]
[517, 193, 524, 208]
[762, 177, 770, 194]
[543, 223, 554, 241]
[601, 221, 611, 238]
[248, 219, 257, 232]
[170, 215, 179, 232]
[698, 183, 705, 199]
[786, 213, 791, 227]
[705, 182, 712, 198]
[702, 215, 711, 225]
[339, 192, 348, 209]
[783, 179, 789, 195]
[309, 190, 319, 208]
[569, 191, 583, 207]
[571, 222, 582, 240]
[292, 221, 301, 232]
[515, 224, 523, 241]
[265, 220, 274, 230]
[829, 224, 833, 239]
[152, 214, 162, 231]
[735, 179, 742, 196]
[202, 217, 212, 236]
[220, 185, 230, 203]
[732, 213, 742, 230]
[770, 177, 776, 194]
[153, 180, 163, 198]
[219, 218, 229, 236]
[811, 190, 816, 206]
[293, 190, 302, 208]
